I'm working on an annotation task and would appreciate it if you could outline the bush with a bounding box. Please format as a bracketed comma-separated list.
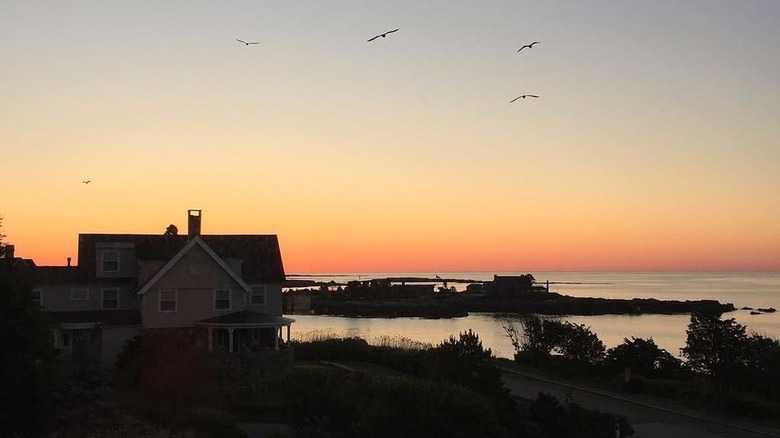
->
[605, 337, 685, 379]
[285, 365, 511, 438]
[528, 393, 633, 438]
[292, 337, 371, 361]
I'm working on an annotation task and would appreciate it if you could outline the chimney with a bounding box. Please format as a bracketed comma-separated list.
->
[4, 244, 14, 260]
[67, 257, 72, 267]
[187, 210, 202, 240]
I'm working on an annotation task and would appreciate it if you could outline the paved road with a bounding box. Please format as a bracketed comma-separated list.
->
[502, 369, 780, 438]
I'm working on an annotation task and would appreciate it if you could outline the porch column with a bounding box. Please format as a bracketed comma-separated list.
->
[286, 325, 291, 343]
[274, 328, 279, 351]
[228, 328, 235, 353]
[207, 328, 213, 352]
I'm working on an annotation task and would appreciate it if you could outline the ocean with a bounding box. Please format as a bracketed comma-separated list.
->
[285, 272, 780, 359]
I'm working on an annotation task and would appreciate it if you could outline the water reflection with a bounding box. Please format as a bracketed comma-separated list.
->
[290, 311, 778, 360]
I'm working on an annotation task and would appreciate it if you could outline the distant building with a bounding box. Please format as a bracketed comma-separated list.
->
[29, 210, 293, 368]
[486, 274, 544, 297]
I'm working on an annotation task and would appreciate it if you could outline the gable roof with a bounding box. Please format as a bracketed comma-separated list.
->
[136, 236, 252, 296]
[78, 233, 285, 283]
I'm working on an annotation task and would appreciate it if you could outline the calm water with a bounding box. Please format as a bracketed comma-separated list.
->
[286, 272, 780, 359]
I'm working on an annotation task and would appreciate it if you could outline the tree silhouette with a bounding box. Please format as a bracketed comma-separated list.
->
[681, 312, 748, 393]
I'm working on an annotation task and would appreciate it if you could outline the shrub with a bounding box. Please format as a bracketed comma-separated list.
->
[605, 337, 684, 379]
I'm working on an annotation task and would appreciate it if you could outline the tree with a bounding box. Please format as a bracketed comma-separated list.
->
[558, 322, 605, 364]
[605, 337, 683, 378]
[743, 334, 780, 398]
[0, 254, 58, 436]
[681, 312, 748, 393]
[428, 330, 513, 420]
[503, 316, 563, 362]
[0, 215, 6, 255]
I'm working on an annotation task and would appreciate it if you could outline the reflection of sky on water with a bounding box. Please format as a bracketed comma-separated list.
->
[292, 312, 780, 360]
[289, 313, 688, 360]
[288, 273, 780, 359]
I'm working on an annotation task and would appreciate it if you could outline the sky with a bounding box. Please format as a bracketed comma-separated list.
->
[2, 1, 779, 272]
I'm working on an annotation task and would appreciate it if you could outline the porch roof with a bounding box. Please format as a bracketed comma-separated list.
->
[49, 309, 141, 326]
[196, 310, 295, 328]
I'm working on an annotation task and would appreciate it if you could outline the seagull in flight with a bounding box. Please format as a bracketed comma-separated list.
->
[517, 41, 540, 52]
[236, 39, 259, 46]
[368, 28, 400, 42]
[510, 94, 539, 103]
[82, 179, 91, 184]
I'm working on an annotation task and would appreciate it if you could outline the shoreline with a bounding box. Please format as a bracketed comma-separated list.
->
[284, 292, 736, 319]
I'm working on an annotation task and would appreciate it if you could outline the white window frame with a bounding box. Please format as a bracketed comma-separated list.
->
[250, 285, 266, 305]
[102, 288, 119, 309]
[70, 288, 89, 301]
[101, 250, 120, 273]
[32, 288, 43, 306]
[159, 290, 177, 313]
[214, 289, 231, 311]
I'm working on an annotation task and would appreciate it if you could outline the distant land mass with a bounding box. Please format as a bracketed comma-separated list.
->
[283, 275, 736, 318]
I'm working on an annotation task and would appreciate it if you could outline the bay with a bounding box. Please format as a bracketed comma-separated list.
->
[286, 272, 780, 359]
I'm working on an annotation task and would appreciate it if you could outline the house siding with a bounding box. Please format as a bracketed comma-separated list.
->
[94, 243, 137, 278]
[35, 284, 137, 312]
[248, 283, 284, 314]
[141, 244, 246, 328]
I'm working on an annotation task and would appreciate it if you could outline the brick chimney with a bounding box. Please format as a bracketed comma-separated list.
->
[3, 244, 14, 260]
[187, 210, 202, 240]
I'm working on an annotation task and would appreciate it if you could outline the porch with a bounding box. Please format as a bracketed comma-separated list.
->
[196, 311, 295, 353]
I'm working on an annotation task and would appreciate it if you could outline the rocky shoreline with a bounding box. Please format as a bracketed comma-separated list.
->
[290, 292, 736, 319]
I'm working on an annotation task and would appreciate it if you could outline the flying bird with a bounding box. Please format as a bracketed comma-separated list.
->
[517, 41, 540, 52]
[367, 28, 400, 42]
[82, 180, 91, 184]
[236, 39, 259, 46]
[510, 95, 539, 103]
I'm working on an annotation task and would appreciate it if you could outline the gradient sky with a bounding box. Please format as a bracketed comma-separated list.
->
[2, 1, 779, 272]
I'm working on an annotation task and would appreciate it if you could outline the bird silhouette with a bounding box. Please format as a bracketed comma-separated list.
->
[368, 28, 400, 42]
[517, 41, 540, 52]
[236, 39, 259, 46]
[82, 180, 91, 184]
[510, 95, 539, 102]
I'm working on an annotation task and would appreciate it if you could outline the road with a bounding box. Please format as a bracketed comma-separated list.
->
[501, 369, 780, 438]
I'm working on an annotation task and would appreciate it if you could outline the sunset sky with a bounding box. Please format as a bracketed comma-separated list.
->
[2, 1, 779, 272]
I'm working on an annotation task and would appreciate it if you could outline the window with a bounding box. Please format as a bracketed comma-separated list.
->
[32, 289, 43, 306]
[159, 290, 177, 312]
[102, 289, 119, 309]
[70, 288, 89, 301]
[214, 289, 231, 311]
[251, 286, 266, 305]
[101, 250, 119, 273]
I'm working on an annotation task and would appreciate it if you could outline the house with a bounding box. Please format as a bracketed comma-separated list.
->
[485, 274, 545, 297]
[31, 210, 293, 368]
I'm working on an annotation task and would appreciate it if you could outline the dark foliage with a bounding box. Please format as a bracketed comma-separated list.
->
[528, 392, 633, 438]
[505, 317, 605, 365]
[113, 329, 224, 421]
[557, 322, 605, 364]
[0, 263, 57, 437]
[285, 365, 511, 438]
[743, 334, 780, 399]
[605, 337, 685, 379]
[681, 312, 748, 394]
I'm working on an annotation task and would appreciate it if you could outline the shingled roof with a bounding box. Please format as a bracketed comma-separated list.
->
[34, 266, 135, 286]
[78, 234, 285, 283]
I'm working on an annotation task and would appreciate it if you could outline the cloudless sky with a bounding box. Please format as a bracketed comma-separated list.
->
[2, 1, 779, 272]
